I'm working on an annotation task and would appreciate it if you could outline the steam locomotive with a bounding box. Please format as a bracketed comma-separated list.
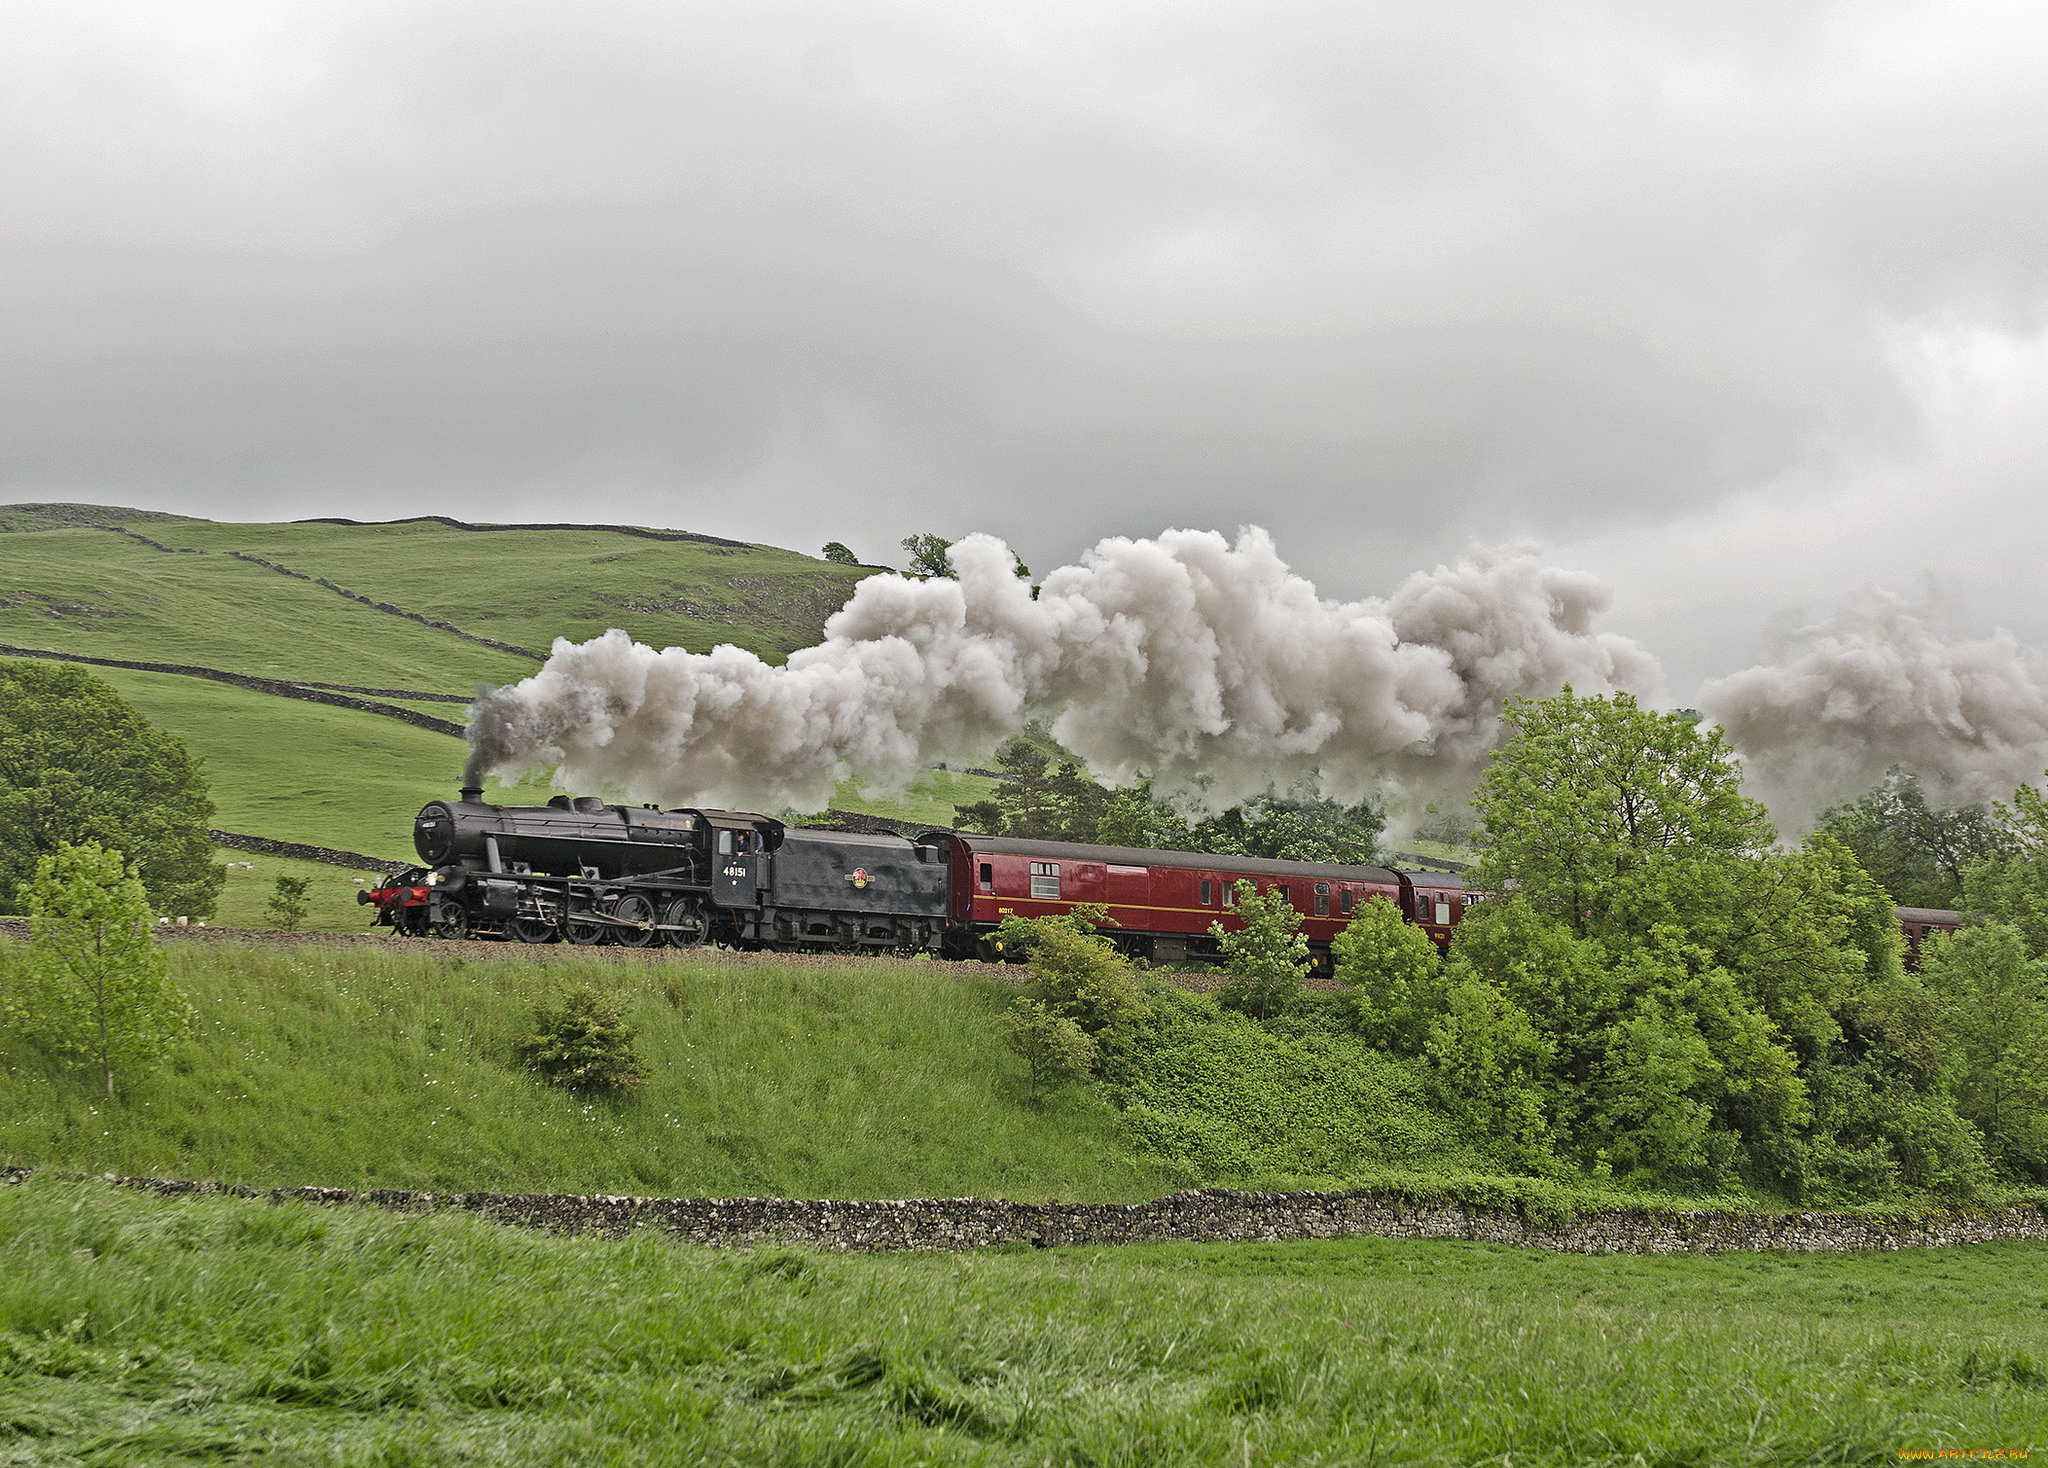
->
[360, 786, 1469, 966]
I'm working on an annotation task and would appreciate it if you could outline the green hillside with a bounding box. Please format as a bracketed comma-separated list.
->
[0, 504, 989, 873]
[0, 945, 1171, 1202]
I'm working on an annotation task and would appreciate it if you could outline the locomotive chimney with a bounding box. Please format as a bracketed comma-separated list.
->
[459, 784, 483, 803]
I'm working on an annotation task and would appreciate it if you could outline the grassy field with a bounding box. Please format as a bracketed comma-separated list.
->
[0, 944, 1173, 1203]
[3, 1175, 2043, 1464]
[209, 850, 389, 933]
[0, 507, 989, 864]
[0, 511, 871, 681]
[827, 768, 1000, 828]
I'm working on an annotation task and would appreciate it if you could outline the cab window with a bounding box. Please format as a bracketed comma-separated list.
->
[717, 830, 735, 855]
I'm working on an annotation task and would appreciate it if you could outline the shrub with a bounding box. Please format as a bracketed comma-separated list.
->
[1212, 880, 1308, 1019]
[1330, 895, 1443, 1051]
[1425, 973, 1555, 1167]
[997, 906, 1144, 1036]
[1928, 922, 2048, 1177]
[266, 874, 312, 930]
[513, 986, 650, 1094]
[1025, 924, 1143, 1035]
[1, 842, 193, 1097]
[996, 999, 1098, 1098]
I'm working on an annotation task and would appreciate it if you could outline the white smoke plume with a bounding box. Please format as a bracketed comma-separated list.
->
[464, 528, 1660, 813]
[1701, 594, 2048, 827]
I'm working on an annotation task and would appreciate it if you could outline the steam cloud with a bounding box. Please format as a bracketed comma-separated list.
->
[463, 527, 1659, 814]
[1700, 595, 2048, 826]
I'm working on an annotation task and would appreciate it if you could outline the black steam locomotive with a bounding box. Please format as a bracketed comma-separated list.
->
[362, 786, 1471, 964]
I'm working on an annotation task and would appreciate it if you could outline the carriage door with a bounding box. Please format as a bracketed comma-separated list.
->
[712, 827, 760, 908]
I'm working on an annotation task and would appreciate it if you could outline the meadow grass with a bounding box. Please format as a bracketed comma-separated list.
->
[3, 1173, 2044, 1464]
[83, 667, 483, 858]
[0, 525, 532, 691]
[825, 769, 1000, 827]
[207, 850, 391, 933]
[0, 944, 1174, 1202]
[0, 515, 976, 856]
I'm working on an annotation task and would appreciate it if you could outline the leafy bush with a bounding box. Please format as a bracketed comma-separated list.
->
[1096, 989, 1466, 1185]
[266, 874, 312, 931]
[996, 906, 1144, 1036]
[1425, 974, 1555, 1168]
[1212, 880, 1308, 1018]
[1, 841, 193, 1097]
[1927, 923, 2048, 1177]
[1330, 895, 1443, 1050]
[995, 999, 1098, 1098]
[513, 986, 650, 1094]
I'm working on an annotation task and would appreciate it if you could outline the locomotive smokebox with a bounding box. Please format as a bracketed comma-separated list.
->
[459, 785, 483, 803]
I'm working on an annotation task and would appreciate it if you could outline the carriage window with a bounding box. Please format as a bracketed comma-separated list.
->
[1030, 862, 1060, 900]
[1274, 885, 1289, 906]
[1314, 882, 1329, 916]
[1434, 899, 1453, 925]
[1339, 888, 1354, 914]
[1200, 879, 1213, 906]
[978, 863, 994, 890]
[1223, 882, 1236, 907]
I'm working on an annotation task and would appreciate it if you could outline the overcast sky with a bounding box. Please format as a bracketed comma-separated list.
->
[4, 0, 2045, 695]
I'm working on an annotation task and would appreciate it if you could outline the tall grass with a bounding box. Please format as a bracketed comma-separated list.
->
[2, 1175, 2043, 1463]
[0, 945, 1175, 1202]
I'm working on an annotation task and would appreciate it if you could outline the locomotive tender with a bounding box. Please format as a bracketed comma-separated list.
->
[362, 785, 1468, 964]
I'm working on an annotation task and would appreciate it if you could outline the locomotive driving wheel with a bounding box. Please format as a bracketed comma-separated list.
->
[511, 916, 556, 944]
[564, 904, 608, 945]
[613, 893, 658, 948]
[662, 895, 711, 947]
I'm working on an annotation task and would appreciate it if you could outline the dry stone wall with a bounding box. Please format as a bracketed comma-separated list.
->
[0, 643, 465, 736]
[11, 1170, 2045, 1255]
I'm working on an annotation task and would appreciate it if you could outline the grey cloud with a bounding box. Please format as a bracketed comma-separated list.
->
[2, 0, 2046, 618]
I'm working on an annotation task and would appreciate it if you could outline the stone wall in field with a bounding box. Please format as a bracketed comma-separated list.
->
[208, 830, 400, 872]
[21, 1171, 2047, 1256]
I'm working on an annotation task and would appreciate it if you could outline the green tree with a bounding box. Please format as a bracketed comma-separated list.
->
[953, 727, 1110, 841]
[1330, 895, 1444, 1052]
[1211, 880, 1309, 1018]
[1964, 773, 2048, 958]
[1817, 768, 1999, 909]
[1460, 688, 1939, 1195]
[1426, 975, 1554, 1166]
[955, 727, 1384, 863]
[0, 660, 224, 918]
[1927, 923, 2048, 1177]
[1004, 909, 1143, 1036]
[821, 541, 860, 565]
[266, 874, 312, 930]
[996, 999, 1098, 1098]
[514, 986, 650, 1094]
[1, 842, 192, 1098]
[900, 533, 955, 579]
[1173, 791, 1384, 865]
[1474, 688, 1774, 942]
